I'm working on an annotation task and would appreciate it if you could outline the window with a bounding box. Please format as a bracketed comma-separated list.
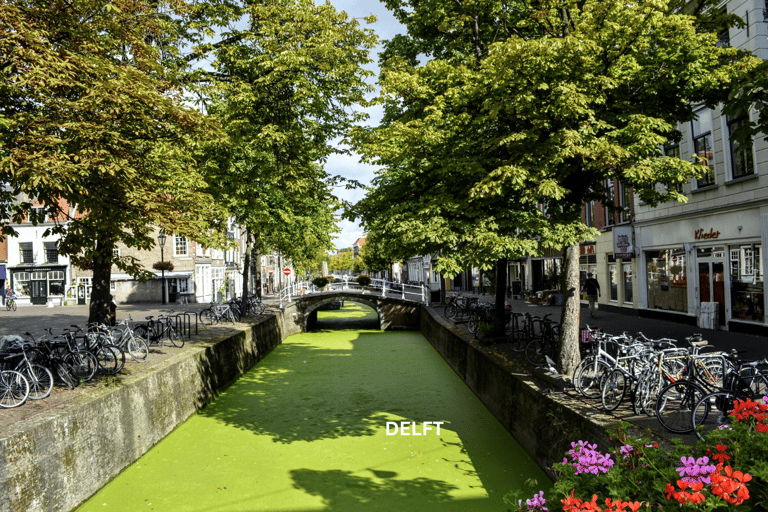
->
[175, 235, 188, 256]
[608, 260, 618, 301]
[30, 206, 47, 223]
[605, 180, 616, 227]
[624, 265, 633, 303]
[726, 109, 754, 179]
[692, 108, 716, 188]
[646, 249, 688, 313]
[110, 280, 116, 291]
[49, 271, 65, 296]
[663, 143, 684, 195]
[584, 201, 595, 227]
[730, 244, 763, 322]
[618, 182, 632, 223]
[113, 247, 120, 257]
[13, 272, 30, 296]
[44, 242, 58, 264]
[19, 242, 33, 264]
[178, 278, 188, 294]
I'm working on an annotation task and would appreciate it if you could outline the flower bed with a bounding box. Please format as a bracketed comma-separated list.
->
[508, 397, 768, 511]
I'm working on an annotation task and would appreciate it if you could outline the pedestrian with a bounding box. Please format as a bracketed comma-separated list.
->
[109, 294, 117, 326]
[583, 273, 600, 319]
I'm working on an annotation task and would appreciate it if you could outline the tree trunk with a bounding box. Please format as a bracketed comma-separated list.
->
[494, 258, 508, 338]
[241, 227, 252, 314]
[88, 236, 115, 326]
[557, 244, 581, 376]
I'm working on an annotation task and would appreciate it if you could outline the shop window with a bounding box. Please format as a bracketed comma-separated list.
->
[727, 109, 754, 179]
[49, 271, 65, 296]
[692, 108, 716, 188]
[178, 278, 189, 294]
[13, 272, 30, 296]
[730, 244, 763, 322]
[645, 249, 688, 313]
[608, 261, 618, 301]
[624, 266, 633, 303]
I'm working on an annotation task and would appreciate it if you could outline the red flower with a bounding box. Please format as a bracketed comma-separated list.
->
[712, 444, 730, 464]
[757, 423, 768, 433]
[665, 480, 705, 505]
[711, 465, 752, 505]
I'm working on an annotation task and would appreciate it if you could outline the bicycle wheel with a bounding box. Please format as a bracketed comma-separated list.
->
[0, 370, 29, 408]
[574, 358, 611, 399]
[95, 345, 124, 375]
[525, 339, 555, 367]
[65, 350, 97, 382]
[167, 326, 184, 348]
[692, 392, 734, 440]
[445, 303, 458, 321]
[20, 363, 54, 400]
[655, 381, 706, 434]
[5, 301, 9, 311]
[11, 301, 16, 311]
[133, 325, 152, 345]
[53, 359, 79, 389]
[601, 370, 627, 411]
[199, 308, 214, 325]
[126, 334, 149, 362]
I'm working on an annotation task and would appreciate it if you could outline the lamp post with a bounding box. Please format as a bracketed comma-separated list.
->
[158, 229, 167, 305]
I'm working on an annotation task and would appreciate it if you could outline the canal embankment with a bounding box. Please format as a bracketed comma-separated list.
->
[1, 303, 623, 512]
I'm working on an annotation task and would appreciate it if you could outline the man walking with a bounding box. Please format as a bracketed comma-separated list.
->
[583, 273, 600, 319]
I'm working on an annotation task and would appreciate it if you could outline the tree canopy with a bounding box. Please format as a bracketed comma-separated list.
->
[0, 0, 230, 322]
[350, 0, 757, 372]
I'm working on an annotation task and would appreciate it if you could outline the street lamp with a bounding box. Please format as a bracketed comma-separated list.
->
[158, 229, 167, 305]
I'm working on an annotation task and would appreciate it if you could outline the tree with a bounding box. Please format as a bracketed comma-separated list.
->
[351, 0, 755, 373]
[0, 0, 229, 324]
[328, 249, 354, 273]
[194, 0, 378, 308]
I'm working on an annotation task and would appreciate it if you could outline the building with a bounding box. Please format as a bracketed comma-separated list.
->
[583, 0, 768, 335]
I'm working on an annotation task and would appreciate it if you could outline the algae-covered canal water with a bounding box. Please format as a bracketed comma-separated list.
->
[78, 303, 550, 511]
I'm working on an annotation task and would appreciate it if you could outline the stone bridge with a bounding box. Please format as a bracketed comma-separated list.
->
[285, 291, 422, 331]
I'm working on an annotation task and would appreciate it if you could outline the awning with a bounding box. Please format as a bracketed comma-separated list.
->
[111, 271, 193, 281]
[0, 265, 5, 280]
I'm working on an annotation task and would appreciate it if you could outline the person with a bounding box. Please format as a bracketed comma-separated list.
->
[583, 273, 600, 319]
[109, 294, 117, 326]
[4, 285, 12, 305]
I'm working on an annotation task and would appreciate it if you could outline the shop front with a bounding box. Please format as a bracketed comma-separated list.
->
[635, 208, 766, 333]
[9, 265, 68, 305]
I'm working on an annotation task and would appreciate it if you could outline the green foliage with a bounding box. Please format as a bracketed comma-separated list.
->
[312, 276, 329, 289]
[329, 250, 354, 273]
[356, 274, 371, 287]
[0, 0, 230, 323]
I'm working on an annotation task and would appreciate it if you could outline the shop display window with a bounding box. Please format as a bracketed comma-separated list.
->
[609, 263, 618, 301]
[646, 249, 688, 313]
[730, 244, 764, 322]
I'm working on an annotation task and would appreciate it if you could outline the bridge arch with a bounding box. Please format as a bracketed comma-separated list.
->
[303, 295, 383, 330]
[290, 292, 421, 331]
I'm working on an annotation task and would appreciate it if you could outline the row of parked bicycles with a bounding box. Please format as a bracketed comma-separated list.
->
[0, 295, 268, 409]
[444, 294, 561, 366]
[573, 326, 768, 438]
[444, 293, 768, 439]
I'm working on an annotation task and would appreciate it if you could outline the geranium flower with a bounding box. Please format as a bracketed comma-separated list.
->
[711, 465, 751, 505]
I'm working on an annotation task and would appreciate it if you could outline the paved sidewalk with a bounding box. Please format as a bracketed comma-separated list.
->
[446, 295, 768, 360]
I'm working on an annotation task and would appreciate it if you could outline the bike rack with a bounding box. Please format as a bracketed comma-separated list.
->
[170, 312, 196, 339]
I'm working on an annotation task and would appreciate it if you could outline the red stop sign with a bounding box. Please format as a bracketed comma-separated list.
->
[283, 268, 291, 276]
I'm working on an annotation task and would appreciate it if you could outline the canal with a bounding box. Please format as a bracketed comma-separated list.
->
[78, 303, 550, 511]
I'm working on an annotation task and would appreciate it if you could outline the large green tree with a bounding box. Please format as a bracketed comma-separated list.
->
[193, 0, 378, 304]
[0, 0, 229, 323]
[351, 0, 755, 374]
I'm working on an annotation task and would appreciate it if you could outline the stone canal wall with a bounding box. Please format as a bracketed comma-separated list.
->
[419, 307, 615, 478]
[1, 302, 611, 511]
[0, 311, 302, 512]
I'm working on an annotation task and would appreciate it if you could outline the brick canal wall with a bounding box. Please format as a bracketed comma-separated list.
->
[419, 306, 618, 478]
[1, 302, 614, 511]
[0, 310, 303, 512]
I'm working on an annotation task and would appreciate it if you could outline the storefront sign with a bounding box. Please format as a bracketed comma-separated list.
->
[613, 225, 634, 260]
[694, 228, 721, 240]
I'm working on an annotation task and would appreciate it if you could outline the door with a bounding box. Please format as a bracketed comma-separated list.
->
[30, 280, 47, 305]
[699, 261, 726, 326]
[168, 280, 178, 303]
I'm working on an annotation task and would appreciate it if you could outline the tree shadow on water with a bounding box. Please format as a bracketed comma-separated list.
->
[290, 468, 491, 511]
[196, 332, 419, 444]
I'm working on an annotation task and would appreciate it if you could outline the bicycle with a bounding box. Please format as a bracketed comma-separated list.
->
[134, 314, 183, 348]
[0, 335, 54, 400]
[112, 315, 150, 362]
[6, 294, 17, 311]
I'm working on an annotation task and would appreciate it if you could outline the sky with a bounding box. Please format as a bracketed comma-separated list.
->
[321, 0, 405, 250]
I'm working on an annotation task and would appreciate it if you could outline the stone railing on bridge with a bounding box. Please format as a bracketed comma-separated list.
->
[277, 276, 429, 307]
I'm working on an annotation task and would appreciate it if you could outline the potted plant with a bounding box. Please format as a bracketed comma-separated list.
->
[356, 274, 371, 287]
[152, 261, 174, 272]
